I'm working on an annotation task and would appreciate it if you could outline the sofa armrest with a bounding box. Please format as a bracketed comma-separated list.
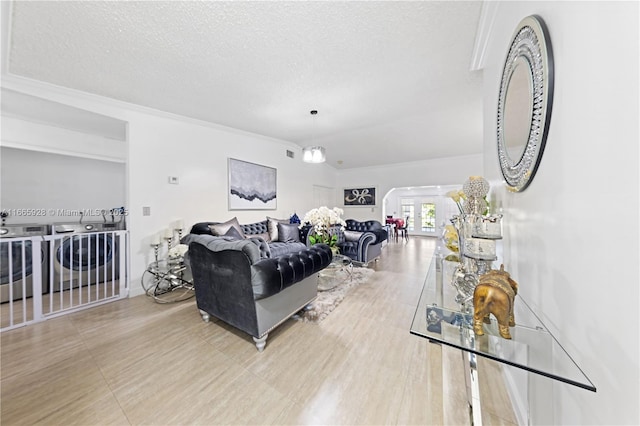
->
[368, 228, 388, 243]
[357, 231, 377, 253]
[337, 231, 382, 264]
[187, 237, 260, 336]
[188, 222, 217, 235]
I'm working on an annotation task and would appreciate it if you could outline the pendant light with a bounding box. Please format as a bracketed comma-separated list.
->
[302, 110, 326, 163]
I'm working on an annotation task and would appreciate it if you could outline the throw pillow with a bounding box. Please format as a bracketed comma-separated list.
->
[267, 216, 287, 241]
[344, 230, 363, 242]
[209, 217, 245, 239]
[276, 222, 301, 243]
[223, 226, 244, 241]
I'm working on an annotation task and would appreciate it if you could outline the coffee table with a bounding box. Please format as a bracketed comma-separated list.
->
[318, 253, 353, 291]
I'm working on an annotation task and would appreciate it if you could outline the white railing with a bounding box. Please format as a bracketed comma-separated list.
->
[0, 230, 129, 332]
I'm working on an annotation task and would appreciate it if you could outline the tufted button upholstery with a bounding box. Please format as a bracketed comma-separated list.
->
[190, 220, 307, 241]
[184, 233, 332, 301]
[240, 243, 332, 300]
[245, 236, 271, 258]
[337, 219, 387, 264]
[345, 219, 383, 232]
[241, 221, 269, 235]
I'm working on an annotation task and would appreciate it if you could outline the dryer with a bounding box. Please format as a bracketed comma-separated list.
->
[52, 222, 121, 291]
[0, 224, 51, 303]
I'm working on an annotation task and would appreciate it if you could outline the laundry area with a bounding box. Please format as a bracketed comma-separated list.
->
[0, 89, 129, 331]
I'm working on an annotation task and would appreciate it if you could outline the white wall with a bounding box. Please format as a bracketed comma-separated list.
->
[482, 2, 639, 424]
[336, 154, 483, 222]
[126, 109, 336, 280]
[0, 147, 126, 224]
[1, 78, 336, 297]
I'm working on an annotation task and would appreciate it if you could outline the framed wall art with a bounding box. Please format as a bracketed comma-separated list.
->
[343, 187, 376, 207]
[228, 158, 277, 210]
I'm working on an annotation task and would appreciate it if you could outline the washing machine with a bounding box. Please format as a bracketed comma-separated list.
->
[52, 222, 121, 291]
[0, 224, 51, 303]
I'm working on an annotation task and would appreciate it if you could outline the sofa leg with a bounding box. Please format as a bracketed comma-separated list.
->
[253, 334, 268, 352]
[199, 309, 210, 323]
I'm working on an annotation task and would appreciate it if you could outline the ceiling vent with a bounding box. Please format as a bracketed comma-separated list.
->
[286, 149, 295, 159]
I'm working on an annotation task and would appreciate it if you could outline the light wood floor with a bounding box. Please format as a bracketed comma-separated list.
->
[0, 237, 517, 425]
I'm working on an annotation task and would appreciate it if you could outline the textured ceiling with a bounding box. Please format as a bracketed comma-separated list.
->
[6, 1, 484, 169]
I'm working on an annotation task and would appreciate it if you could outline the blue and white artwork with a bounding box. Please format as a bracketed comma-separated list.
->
[228, 158, 277, 210]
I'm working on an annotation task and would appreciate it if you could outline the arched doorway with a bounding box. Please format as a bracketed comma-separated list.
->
[382, 184, 460, 237]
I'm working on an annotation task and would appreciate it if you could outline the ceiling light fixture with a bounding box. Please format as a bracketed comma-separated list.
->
[302, 110, 326, 164]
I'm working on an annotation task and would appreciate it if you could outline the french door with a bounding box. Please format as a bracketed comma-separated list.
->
[399, 198, 438, 237]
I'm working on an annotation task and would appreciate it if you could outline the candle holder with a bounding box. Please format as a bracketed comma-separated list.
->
[150, 243, 160, 264]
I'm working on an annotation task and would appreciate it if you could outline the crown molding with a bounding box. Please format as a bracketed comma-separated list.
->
[0, 139, 126, 164]
[470, 1, 500, 71]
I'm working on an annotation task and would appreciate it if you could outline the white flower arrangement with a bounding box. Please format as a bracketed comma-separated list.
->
[302, 206, 346, 233]
[301, 206, 347, 249]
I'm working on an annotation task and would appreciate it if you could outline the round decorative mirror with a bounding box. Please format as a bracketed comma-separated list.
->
[497, 15, 553, 192]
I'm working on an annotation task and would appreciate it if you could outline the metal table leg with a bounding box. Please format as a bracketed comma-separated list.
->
[462, 349, 483, 425]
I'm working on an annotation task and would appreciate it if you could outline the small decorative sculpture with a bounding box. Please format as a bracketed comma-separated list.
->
[462, 176, 490, 215]
[452, 264, 479, 306]
[473, 264, 518, 339]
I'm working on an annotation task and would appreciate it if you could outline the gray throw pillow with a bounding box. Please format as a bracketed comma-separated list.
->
[267, 217, 287, 241]
[277, 222, 301, 243]
[209, 217, 245, 239]
[223, 226, 244, 241]
[344, 230, 363, 242]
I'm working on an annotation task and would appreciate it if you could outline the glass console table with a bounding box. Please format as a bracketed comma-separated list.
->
[410, 256, 595, 425]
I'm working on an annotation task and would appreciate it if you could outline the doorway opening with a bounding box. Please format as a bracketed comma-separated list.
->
[382, 185, 460, 237]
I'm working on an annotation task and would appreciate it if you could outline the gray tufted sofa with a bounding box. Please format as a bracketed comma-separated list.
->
[182, 220, 332, 351]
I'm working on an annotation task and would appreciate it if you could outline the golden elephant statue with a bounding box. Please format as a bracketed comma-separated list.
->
[473, 264, 518, 339]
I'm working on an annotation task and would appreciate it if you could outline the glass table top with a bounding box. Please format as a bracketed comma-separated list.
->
[410, 256, 596, 392]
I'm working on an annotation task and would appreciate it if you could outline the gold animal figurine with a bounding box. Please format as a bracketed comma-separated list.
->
[473, 264, 518, 339]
